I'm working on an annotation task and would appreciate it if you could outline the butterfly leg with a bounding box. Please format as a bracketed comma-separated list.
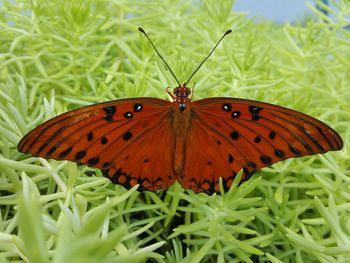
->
[191, 83, 196, 100]
[166, 87, 175, 100]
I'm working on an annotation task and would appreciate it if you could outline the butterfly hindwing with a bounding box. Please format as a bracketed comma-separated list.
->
[18, 98, 176, 191]
[180, 98, 343, 193]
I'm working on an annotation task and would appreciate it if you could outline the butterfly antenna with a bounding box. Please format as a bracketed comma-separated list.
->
[138, 27, 181, 87]
[184, 29, 232, 86]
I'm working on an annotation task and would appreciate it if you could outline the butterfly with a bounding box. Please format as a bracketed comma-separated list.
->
[17, 28, 343, 194]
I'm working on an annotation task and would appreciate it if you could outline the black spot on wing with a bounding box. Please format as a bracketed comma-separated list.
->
[124, 112, 133, 119]
[101, 137, 108, 144]
[103, 106, 116, 122]
[123, 131, 133, 141]
[228, 154, 234, 163]
[59, 147, 73, 158]
[222, 103, 232, 112]
[249, 105, 262, 121]
[87, 157, 99, 165]
[242, 167, 254, 180]
[75, 150, 86, 160]
[232, 111, 241, 118]
[104, 115, 113, 122]
[102, 162, 112, 169]
[260, 155, 272, 165]
[134, 103, 143, 112]
[87, 132, 93, 141]
[289, 145, 301, 156]
[274, 149, 285, 158]
[254, 136, 261, 143]
[103, 106, 116, 115]
[230, 131, 239, 140]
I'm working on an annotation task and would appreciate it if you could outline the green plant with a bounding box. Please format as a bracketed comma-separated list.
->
[0, 0, 349, 262]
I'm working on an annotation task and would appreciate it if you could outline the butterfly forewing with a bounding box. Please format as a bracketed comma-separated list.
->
[180, 98, 343, 193]
[18, 98, 176, 191]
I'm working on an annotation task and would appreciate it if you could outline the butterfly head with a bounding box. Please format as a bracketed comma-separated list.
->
[173, 84, 191, 112]
[173, 85, 191, 99]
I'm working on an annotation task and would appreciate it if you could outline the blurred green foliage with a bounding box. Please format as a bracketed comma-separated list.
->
[0, 0, 349, 262]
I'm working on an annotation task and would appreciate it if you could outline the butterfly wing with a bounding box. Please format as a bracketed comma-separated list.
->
[18, 98, 176, 191]
[180, 98, 343, 193]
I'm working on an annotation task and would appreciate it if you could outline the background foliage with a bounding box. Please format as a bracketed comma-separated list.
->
[0, 0, 349, 262]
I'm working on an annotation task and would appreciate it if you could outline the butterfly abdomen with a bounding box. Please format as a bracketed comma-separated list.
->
[174, 138, 185, 174]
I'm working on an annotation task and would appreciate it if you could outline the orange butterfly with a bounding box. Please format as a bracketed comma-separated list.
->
[18, 28, 343, 194]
